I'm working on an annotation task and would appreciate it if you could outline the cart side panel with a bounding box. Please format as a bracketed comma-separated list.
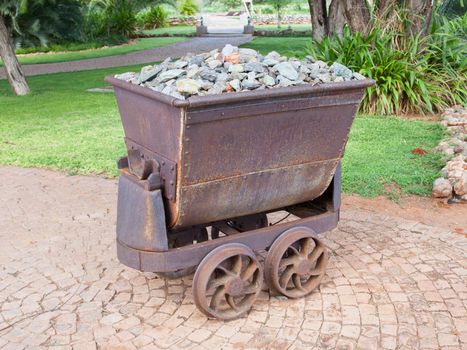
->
[176, 159, 338, 228]
[113, 86, 183, 161]
[172, 88, 363, 228]
[182, 89, 362, 185]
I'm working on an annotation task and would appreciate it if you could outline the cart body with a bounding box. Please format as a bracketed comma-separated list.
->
[107, 77, 372, 231]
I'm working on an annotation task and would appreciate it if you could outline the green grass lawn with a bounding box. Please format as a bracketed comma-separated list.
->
[143, 25, 196, 36]
[0, 37, 188, 66]
[0, 38, 444, 196]
[241, 37, 310, 58]
[0, 63, 443, 196]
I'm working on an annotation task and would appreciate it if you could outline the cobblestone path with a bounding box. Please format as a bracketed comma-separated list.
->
[0, 166, 466, 349]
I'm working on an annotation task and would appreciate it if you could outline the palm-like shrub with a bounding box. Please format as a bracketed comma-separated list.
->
[137, 6, 169, 29]
[307, 14, 467, 115]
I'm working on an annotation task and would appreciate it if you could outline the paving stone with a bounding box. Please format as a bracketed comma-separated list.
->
[1, 167, 467, 349]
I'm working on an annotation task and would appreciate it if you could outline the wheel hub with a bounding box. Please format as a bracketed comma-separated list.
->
[225, 277, 245, 297]
[296, 259, 313, 275]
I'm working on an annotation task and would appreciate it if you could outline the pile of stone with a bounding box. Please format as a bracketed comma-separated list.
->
[432, 106, 467, 201]
[114, 44, 366, 100]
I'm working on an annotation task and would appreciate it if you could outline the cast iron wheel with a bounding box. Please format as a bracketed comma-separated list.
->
[157, 228, 208, 279]
[264, 227, 329, 298]
[193, 243, 263, 320]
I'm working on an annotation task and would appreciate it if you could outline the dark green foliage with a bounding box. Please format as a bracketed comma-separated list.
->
[179, 0, 198, 16]
[137, 6, 169, 29]
[307, 15, 467, 115]
[5, 0, 84, 48]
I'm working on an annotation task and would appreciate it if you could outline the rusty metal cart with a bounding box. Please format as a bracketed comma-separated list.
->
[106, 75, 374, 320]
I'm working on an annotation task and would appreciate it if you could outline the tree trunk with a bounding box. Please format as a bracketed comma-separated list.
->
[328, 0, 371, 37]
[0, 15, 30, 96]
[308, 0, 328, 41]
[345, 0, 371, 35]
[404, 0, 433, 36]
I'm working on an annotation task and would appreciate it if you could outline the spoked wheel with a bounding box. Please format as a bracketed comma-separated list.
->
[157, 228, 208, 279]
[193, 243, 263, 320]
[265, 227, 329, 298]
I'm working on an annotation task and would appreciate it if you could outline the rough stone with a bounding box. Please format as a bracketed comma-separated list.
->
[176, 79, 201, 95]
[157, 69, 185, 83]
[274, 62, 299, 81]
[432, 178, 453, 198]
[115, 44, 369, 100]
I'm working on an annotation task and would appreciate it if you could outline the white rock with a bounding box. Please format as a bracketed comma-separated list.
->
[432, 177, 453, 198]
[263, 75, 276, 87]
[176, 79, 201, 95]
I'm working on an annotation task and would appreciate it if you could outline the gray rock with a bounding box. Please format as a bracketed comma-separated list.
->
[199, 68, 217, 82]
[189, 55, 204, 66]
[242, 79, 261, 90]
[158, 69, 186, 83]
[265, 51, 281, 60]
[197, 79, 213, 90]
[217, 72, 229, 82]
[239, 48, 257, 57]
[229, 79, 241, 91]
[316, 60, 328, 69]
[174, 60, 188, 69]
[331, 62, 353, 80]
[244, 62, 265, 73]
[138, 65, 163, 83]
[274, 62, 299, 81]
[187, 66, 200, 79]
[208, 60, 222, 69]
[207, 81, 226, 95]
[277, 75, 296, 87]
[262, 58, 279, 67]
[114, 72, 136, 81]
[432, 177, 452, 198]
[221, 44, 238, 57]
[228, 64, 245, 74]
[317, 73, 331, 83]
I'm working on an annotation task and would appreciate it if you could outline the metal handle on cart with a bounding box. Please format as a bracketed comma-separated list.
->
[117, 151, 162, 192]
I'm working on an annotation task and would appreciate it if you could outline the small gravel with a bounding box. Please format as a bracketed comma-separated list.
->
[114, 44, 367, 100]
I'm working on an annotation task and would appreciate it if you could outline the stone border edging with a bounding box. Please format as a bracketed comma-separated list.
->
[432, 106, 467, 201]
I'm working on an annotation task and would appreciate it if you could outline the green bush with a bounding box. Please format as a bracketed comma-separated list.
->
[307, 15, 467, 115]
[86, 0, 137, 38]
[179, 0, 199, 16]
[12, 0, 84, 48]
[137, 6, 169, 29]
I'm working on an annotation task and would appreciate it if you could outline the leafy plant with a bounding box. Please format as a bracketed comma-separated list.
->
[179, 0, 198, 16]
[87, 0, 137, 37]
[137, 6, 169, 29]
[6, 0, 84, 48]
[307, 14, 467, 115]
